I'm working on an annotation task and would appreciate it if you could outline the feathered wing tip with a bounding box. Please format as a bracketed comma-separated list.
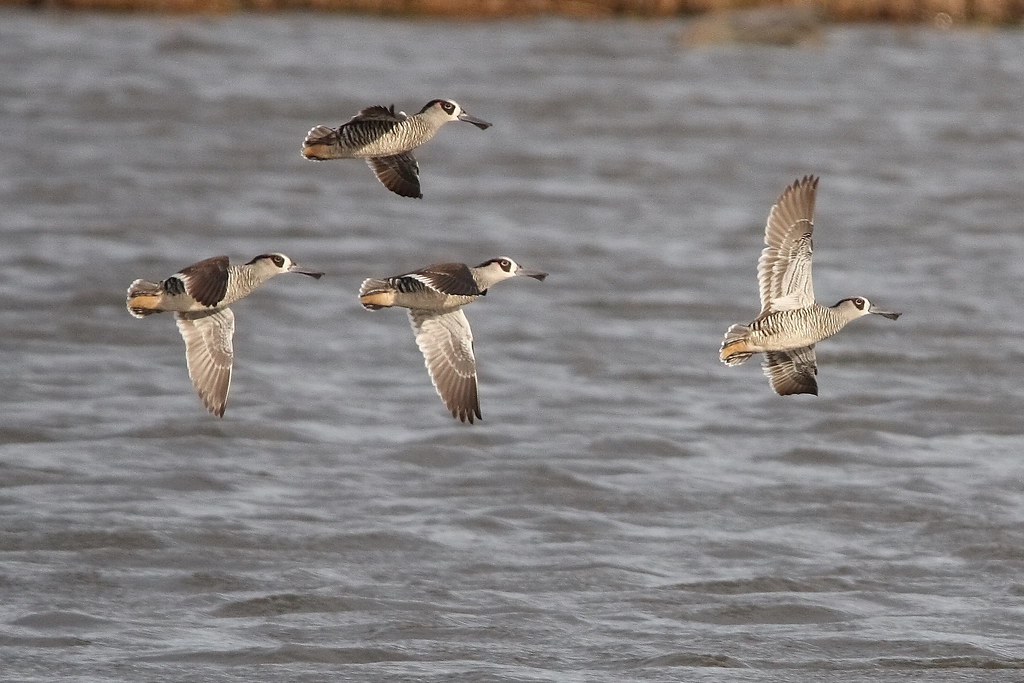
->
[301, 125, 340, 160]
[126, 279, 163, 318]
[763, 348, 818, 396]
[720, 323, 755, 366]
[366, 153, 422, 198]
[176, 309, 234, 418]
[354, 104, 404, 121]
[785, 175, 818, 213]
[409, 310, 480, 425]
[449, 387, 481, 424]
[358, 278, 396, 310]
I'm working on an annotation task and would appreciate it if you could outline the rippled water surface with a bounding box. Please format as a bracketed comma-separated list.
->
[2, 9, 1024, 681]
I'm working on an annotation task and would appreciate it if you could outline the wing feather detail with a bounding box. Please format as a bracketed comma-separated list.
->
[405, 263, 481, 297]
[176, 308, 234, 417]
[408, 309, 480, 423]
[763, 346, 818, 396]
[176, 255, 230, 308]
[757, 175, 818, 315]
[350, 104, 406, 122]
[366, 153, 422, 198]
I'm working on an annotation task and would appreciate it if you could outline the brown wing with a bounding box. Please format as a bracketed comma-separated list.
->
[176, 256, 230, 308]
[757, 175, 818, 314]
[366, 153, 421, 198]
[410, 263, 481, 296]
[763, 346, 818, 396]
[349, 104, 405, 122]
[176, 308, 234, 417]
[409, 309, 480, 423]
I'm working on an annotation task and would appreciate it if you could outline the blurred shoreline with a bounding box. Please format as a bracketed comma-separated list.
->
[3, 0, 1022, 25]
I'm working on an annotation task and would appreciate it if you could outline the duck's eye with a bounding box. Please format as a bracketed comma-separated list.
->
[499, 259, 511, 271]
[441, 101, 454, 113]
[272, 255, 285, 267]
[854, 298, 865, 309]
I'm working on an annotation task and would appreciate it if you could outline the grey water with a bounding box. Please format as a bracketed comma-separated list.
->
[1, 8, 1023, 681]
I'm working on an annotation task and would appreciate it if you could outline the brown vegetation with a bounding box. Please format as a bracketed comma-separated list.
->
[6, 0, 1023, 23]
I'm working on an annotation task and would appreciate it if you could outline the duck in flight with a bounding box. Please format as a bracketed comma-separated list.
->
[127, 253, 323, 416]
[301, 99, 491, 198]
[359, 257, 547, 422]
[720, 176, 900, 395]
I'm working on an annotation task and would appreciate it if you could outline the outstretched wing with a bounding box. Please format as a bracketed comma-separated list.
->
[408, 308, 480, 423]
[763, 345, 818, 396]
[757, 175, 818, 315]
[366, 153, 422, 198]
[176, 308, 234, 417]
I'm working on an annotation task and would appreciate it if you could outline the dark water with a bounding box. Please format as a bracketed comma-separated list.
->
[1, 9, 1023, 681]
